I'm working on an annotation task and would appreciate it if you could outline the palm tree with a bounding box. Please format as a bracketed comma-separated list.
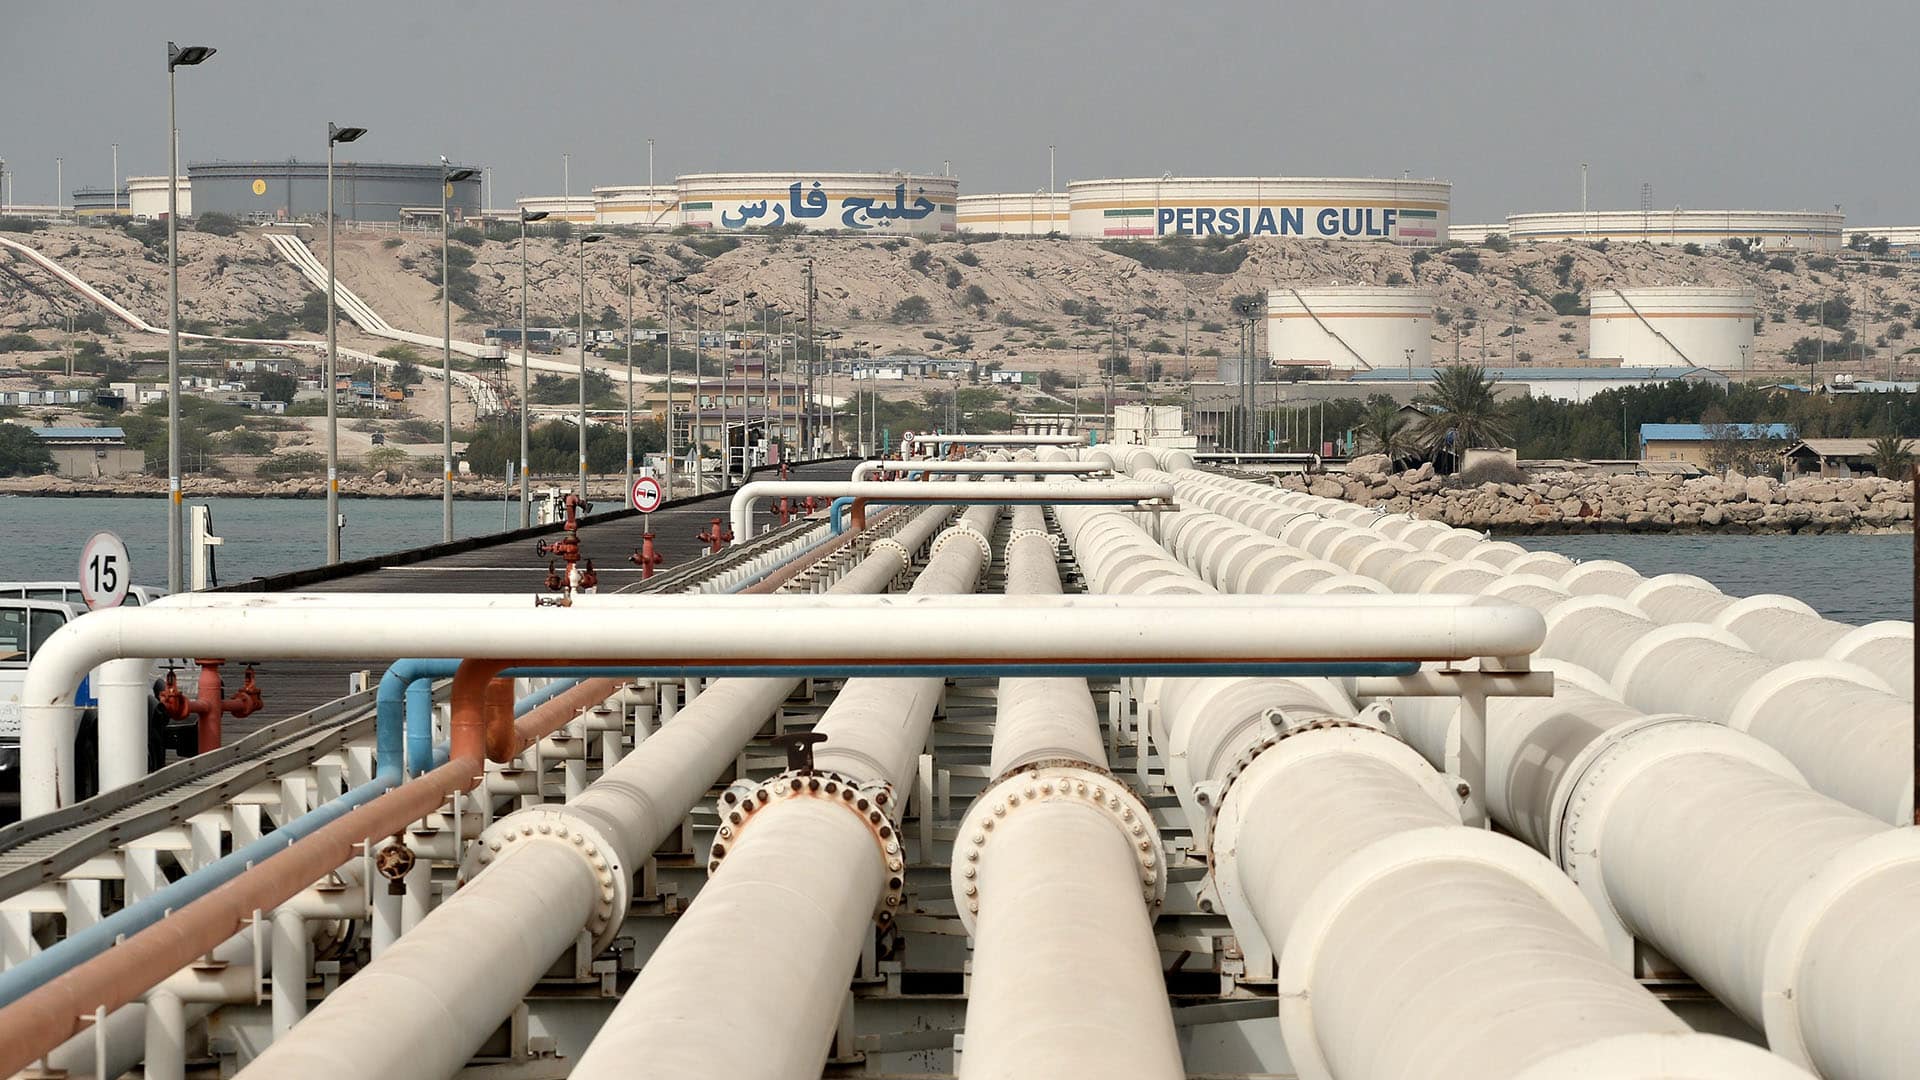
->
[1355, 396, 1416, 462]
[1867, 432, 1913, 477]
[1416, 365, 1510, 461]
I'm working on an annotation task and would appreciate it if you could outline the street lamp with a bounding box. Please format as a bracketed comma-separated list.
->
[323, 122, 366, 566]
[714, 296, 742, 486]
[690, 285, 715, 492]
[665, 273, 689, 497]
[166, 39, 215, 593]
[516, 209, 548, 526]
[439, 158, 478, 542]
[625, 253, 653, 503]
[577, 232, 607, 503]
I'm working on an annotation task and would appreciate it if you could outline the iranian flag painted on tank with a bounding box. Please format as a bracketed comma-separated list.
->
[1397, 208, 1438, 240]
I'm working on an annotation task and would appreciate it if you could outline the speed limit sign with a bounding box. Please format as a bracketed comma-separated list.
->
[630, 475, 664, 514]
[78, 531, 131, 610]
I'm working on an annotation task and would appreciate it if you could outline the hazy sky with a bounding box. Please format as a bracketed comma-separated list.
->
[6, 0, 1918, 223]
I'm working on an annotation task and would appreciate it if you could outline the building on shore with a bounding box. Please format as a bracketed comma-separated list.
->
[28, 425, 144, 477]
[1639, 422, 1795, 467]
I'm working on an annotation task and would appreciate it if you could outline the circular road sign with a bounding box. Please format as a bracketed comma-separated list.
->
[78, 531, 131, 610]
[631, 475, 664, 514]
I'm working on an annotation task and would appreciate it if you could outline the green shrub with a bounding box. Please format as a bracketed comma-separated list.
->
[0, 332, 45, 353]
[194, 212, 241, 237]
[257, 451, 326, 478]
[450, 226, 485, 247]
[890, 295, 933, 324]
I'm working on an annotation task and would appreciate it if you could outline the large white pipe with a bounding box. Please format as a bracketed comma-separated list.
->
[236, 508, 959, 1080]
[1053, 504, 1786, 1079]
[1169, 471, 1918, 1078]
[727, 478, 1172, 541]
[570, 508, 1001, 1080]
[955, 504, 1182, 1079]
[1171, 470, 1915, 823]
[907, 432, 1084, 452]
[19, 589, 1544, 817]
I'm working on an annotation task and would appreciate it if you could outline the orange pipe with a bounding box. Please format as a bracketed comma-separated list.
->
[740, 505, 904, 595]
[0, 677, 623, 1073]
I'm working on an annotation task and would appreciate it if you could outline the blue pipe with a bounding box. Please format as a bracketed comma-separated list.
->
[0, 671, 569, 1010]
[378, 658, 460, 778]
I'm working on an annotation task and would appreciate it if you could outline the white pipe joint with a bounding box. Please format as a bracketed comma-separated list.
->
[711, 769, 907, 926]
[458, 805, 632, 953]
[1547, 713, 1805, 966]
[1207, 725, 1455, 973]
[951, 763, 1165, 935]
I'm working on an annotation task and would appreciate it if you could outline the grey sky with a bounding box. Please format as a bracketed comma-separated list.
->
[6, 0, 1917, 223]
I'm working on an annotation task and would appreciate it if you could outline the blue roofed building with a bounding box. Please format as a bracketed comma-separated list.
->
[25, 425, 146, 478]
[1639, 422, 1795, 466]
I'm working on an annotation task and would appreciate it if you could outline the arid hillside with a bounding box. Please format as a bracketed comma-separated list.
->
[6, 220, 1920, 385]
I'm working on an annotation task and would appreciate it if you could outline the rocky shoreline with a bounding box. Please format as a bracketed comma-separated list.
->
[1282, 455, 1914, 535]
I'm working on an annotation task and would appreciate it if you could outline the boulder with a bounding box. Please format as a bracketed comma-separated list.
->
[1347, 453, 1390, 478]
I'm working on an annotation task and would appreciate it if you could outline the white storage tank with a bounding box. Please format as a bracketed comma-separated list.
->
[1267, 286, 1435, 372]
[1507, 210, 1843, 252]
[677, 172, 958, 234]
[593, 185, 677, 228]
[1067, 176, 1449, 243]
[1589, 286, 1758, 372]
[955, 192, 1068, 235]
[516, 195, 596, 224]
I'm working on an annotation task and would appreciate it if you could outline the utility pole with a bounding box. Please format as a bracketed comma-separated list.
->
[805, 258, 817, 455]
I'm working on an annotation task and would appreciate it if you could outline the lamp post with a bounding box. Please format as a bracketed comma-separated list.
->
[690, 285, 715, 491]
[165, 40, 215, 593]
[439, 158, 478, 543]
[323, 122, 366, 565]
[516, 209, 548, 526]
[576, 231, 607, 503]
[665, 274, 689, 497]
[625, 253, 652, 502]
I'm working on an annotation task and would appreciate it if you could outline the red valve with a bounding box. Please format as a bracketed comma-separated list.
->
[158, 660, 264, 754]
[577, 560, 599, 591]
[629, 533, 665, 578]
[776, 497, 793, 525]
[697, 517, 733, 554]
[535, 492, 596, 602]
[804, 495, 819, 515]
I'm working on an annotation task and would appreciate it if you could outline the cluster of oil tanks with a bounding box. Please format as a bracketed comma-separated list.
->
[1263, 285, 1758, 373]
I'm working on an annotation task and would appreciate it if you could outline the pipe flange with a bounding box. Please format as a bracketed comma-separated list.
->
[951, 763, 1164, 937]
[1213, 709, 1391, 809]
[1006, 527, 1059, 556]
[1211, 728, 1456, 982]
[929, 522, 993, 565]
[1274, 825, 1605, 1080]
[710, 770, 906, 925]
[462, 807, 631, 952]
[865, 537, 912, 573]
[1549, 713, 1800, 967]
[1761, 828, 1920, 1072]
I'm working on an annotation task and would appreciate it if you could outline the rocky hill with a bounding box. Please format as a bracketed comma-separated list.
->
[6, 220, 1919, 385]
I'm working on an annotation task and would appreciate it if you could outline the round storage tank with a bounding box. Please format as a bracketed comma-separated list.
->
[593, 185, 677, 228]
[1589, 286, 1758, 372]
[677, 172, 958, 234]
[187, 160, 479, 224]
[1506, 210, 1843, 252]
[1067, 177, 1449, 243]
[955, 192, 1068, 235]
[1267, 286, 1435, 372]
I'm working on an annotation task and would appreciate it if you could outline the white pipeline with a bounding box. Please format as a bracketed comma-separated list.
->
[235, 508, 958, 1080]
[570, 507, 1000, 1080]
[1058, 499, 1797, 1080]
[1167, 470, 1914, 823]
[956, 505, 1182, 1079]
[727, 478, 1172, 541]
[20, 585, 1544, 817]
[1160, 471, 1916, 1078]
